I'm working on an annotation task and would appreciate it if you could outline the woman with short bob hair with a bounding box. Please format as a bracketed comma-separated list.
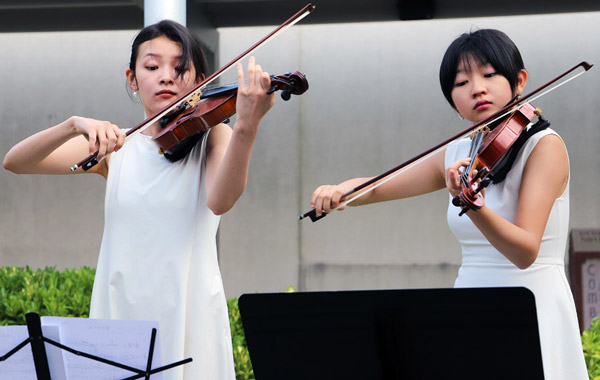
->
[309, 29, 588, 380]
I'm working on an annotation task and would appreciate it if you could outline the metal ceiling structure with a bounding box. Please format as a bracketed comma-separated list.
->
[1, 0, 599, 32]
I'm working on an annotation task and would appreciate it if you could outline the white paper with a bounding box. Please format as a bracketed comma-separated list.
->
[0, 326, 34, 380]
[42, 316, 163, 380]
[1, 317, 164, 380]
[0, 325, 63, 380]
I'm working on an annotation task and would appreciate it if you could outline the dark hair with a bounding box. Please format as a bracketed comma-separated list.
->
[129, 19, 208, 82]
[130, 20, 208, 162]
[439, 29, 524, 109]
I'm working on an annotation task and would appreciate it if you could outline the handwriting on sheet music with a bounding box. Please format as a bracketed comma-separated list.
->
[0, 326, 37, 380]
[41, 317, 162, 380]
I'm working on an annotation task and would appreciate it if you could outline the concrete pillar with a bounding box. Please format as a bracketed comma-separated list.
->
[187, 2, 219, 73]
[144, 0, 186, 26]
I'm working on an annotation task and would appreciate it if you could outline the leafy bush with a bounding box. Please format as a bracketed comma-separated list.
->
[228, 297, 255, 379]
[0, 266, 94, 325]
[0, 266, 255, 379]
[583, 317, 600, 380]
[3, 267, 597, 379]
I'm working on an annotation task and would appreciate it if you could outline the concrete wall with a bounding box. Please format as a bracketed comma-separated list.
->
[1, 12, 599, 299]
[218, 12, 600, 297]
[0, 30, 141, 269]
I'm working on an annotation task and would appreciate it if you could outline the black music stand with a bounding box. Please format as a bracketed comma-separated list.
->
[239, 287, 544, 380]
[0, 313, 191, 380]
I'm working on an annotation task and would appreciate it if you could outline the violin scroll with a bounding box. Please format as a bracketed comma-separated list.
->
[152, 71, 310, 157]
[452, 177, 491, 216]
[268, 71, 309, 101]
[299, 61, 593, 222]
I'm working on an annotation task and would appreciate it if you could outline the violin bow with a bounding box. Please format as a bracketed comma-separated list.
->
[71, 3, 315, 171]
[299, 61, 593, 222]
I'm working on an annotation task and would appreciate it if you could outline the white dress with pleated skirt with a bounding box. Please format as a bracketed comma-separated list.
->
[89, 131, 235, 380]
[445, 128, 588, 380]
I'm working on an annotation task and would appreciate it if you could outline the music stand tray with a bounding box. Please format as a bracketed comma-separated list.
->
[239, 287, 544, 380]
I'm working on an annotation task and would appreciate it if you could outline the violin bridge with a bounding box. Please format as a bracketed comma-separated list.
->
[186, 91, 203, 107]
[470, 125, 490, 140]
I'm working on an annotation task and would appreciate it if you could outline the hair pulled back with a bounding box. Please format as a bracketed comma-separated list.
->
[129, 20, 209, 162]
[129, 19, 208, 81]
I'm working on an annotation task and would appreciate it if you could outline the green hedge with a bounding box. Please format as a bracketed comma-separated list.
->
[3, 266, 598, 379]
[583, 317, 600, 380]
[0, 266, 254, 380]
[0, 266, 94, 324]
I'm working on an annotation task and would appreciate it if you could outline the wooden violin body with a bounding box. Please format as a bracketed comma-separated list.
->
[299, 61, 592, 222]
[71, 3, 315, 171]
[476, 102, 537, 172]
[453, 102, 538, 215]
[153, 72, 309, 156]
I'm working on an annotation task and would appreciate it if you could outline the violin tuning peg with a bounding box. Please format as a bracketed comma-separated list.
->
[452, 195, 462, 207]
[477, 177, 492, 191]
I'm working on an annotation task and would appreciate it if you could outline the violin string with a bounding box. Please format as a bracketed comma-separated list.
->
[466, 65, 589, 138]
[461, 132, 483, 187]
[330, 64, 590, 213]
[456, 65, 584, 189]
[465, 133, 480, 183]
[117, 9, 313, 146]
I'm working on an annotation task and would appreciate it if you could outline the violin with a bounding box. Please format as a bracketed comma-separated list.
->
[153, 72, 309, 157]
[452, 102, 539, 215]
[71, 3, 315, 171]
[299, 61, 593, 222]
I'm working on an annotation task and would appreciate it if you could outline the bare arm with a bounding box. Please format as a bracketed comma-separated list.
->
[3, 116, 125, 177]
[456, 135, 568, 269]
[204, 57, 275, 215]
[310, 148, 448, 217]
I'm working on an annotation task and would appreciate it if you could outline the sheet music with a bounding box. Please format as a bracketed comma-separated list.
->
[0, 326, 33, 379]
[41, 317, 163, 380]
[0, 325, 63, 379]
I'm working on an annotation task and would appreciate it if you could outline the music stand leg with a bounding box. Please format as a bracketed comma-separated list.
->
[25, 312, 51, 380]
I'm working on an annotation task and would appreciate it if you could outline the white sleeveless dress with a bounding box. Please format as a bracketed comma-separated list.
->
[89, 131, 235, 380]
[445, 128, 588, 380]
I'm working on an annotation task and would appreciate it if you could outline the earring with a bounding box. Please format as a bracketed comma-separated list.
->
[133, 91, 138, 97]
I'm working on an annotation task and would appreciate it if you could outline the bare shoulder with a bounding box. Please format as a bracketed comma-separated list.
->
[527, 133, 568, 169]
[205, 123, 233, 159]
[207, 123, 232, 145]
[521, 132, 568, 197]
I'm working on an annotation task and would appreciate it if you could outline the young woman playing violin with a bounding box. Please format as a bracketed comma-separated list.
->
[3, 20, 274, 380]
[310, 29, 587, 379]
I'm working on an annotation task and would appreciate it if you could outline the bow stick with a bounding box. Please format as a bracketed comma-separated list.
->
[299, 61, 593, 222]
[71, 3, 315, 171]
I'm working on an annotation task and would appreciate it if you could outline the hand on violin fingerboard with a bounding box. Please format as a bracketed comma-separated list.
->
[234, 57, 275, 133]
